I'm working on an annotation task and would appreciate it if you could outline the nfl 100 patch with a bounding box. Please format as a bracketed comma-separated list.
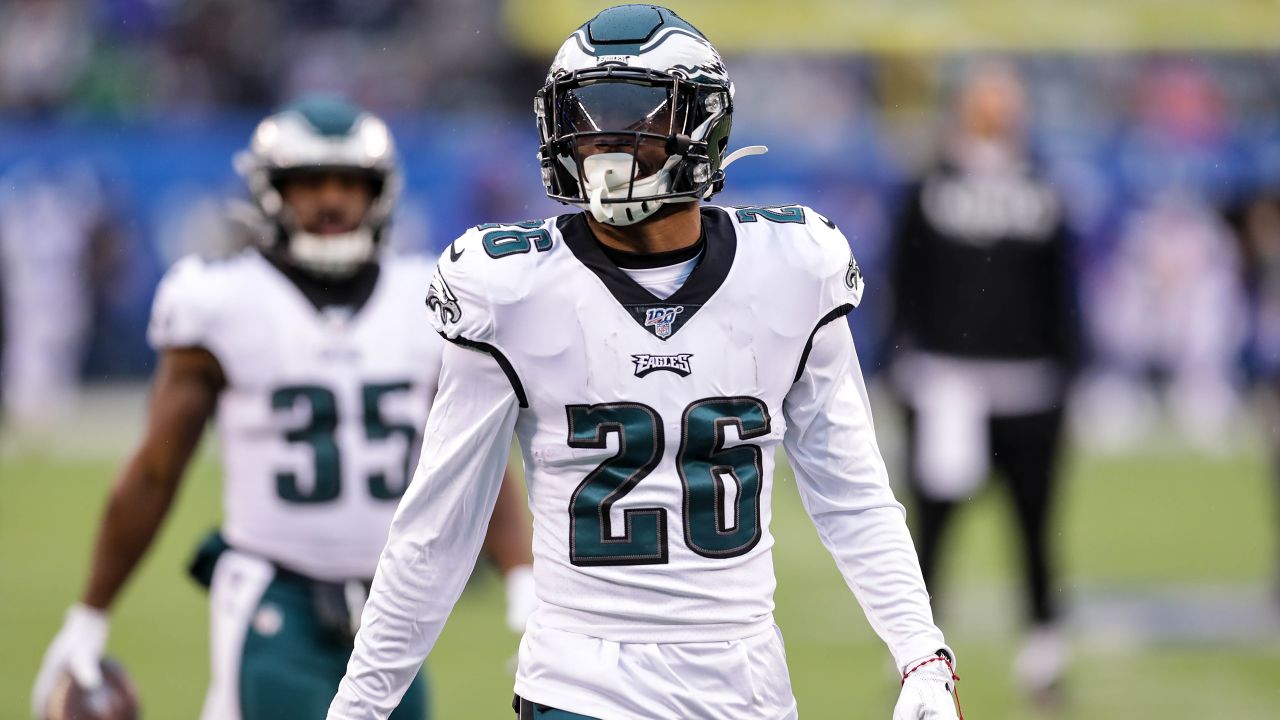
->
[640, 305, 685, 339]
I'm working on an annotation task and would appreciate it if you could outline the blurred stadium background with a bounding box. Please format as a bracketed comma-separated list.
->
[2, 0, 1280, 717]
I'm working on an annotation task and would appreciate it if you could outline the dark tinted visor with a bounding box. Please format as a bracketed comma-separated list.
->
[556, 81, 682, 135]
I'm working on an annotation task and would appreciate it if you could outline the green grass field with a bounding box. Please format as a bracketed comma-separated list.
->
[3, 407, 1279, 718]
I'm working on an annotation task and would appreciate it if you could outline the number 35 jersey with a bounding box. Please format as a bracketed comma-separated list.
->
[431, 205, 866, 642]
[148, 251, 443, 581]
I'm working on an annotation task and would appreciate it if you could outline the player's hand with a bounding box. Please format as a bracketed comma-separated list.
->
[892, 654, 961, 720]
[31, 604, 110, 718]
[504, 565, 537, 633]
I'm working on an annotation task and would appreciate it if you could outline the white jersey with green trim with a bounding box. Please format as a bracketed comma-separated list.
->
[147, 250, 442, 581]
[433, 205, 867, 641]
[331, 205, 948, 719]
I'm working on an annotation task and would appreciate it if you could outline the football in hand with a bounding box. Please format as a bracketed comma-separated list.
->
[44, 658, 140, 720]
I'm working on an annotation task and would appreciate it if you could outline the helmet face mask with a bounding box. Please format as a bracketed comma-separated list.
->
[538, 67, 731, 215]
[235, 96, 401, 278]
[535, 6, 748, 226]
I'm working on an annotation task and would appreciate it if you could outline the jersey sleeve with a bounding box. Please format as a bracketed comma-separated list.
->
[147, 255, 215, 350]
[426, 229, 496, 346]
[328, 341, 520, 719]
[782, 319, 951, 672]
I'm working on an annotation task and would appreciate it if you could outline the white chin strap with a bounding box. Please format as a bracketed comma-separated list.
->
[580, 152, 684, 226]
[287, 227, 376, 278]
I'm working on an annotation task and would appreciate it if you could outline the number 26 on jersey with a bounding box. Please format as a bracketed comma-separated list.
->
[568, 396, 769, 566]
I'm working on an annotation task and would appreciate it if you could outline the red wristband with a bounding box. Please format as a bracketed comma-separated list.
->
[901, 655, 956, 685]
[901, 654, 963, 720]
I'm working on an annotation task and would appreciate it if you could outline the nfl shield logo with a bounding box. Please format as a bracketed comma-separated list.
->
[643, 306, 685, 339]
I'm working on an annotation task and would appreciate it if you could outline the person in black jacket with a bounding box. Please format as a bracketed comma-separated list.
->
[889, 61, 1079, 703]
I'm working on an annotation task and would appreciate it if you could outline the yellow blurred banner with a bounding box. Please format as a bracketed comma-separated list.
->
[503, 0, 1280, 53]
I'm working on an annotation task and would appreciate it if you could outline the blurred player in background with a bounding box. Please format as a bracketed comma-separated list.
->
[1086, 189, 1245, 451]
[889, 62, 1079, 702]
[1079, 63, 1246, 454]
[0, 164, 117, 440]
[31, 97, 536, 720]
[330, 6, 959, 719]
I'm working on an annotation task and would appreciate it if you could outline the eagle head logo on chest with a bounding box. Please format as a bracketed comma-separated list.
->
[642, 305, 684, 339]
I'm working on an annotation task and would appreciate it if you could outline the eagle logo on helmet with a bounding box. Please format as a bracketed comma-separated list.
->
[549, 17, 731, 85]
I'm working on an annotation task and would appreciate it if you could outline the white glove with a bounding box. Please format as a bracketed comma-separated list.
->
[31, 604, 109, 718]
[893, 653, 961, 720]
[503, 565, 537, 633]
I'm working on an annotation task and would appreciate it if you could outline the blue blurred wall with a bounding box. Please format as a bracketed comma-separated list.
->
[3, 112, 1276, 380]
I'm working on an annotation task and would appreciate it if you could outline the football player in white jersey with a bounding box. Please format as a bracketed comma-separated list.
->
[330, 6, 961, 720]
[32, 97, 537, 720]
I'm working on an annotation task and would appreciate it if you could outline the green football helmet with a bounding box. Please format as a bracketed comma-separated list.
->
[235, 96, 401, 277]
[536, 4, 766, 226]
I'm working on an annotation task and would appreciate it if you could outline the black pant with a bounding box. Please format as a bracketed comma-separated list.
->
[905, 405, 1066, 625]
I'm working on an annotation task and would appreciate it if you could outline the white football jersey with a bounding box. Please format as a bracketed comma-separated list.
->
[331, 205, 947, 720]
[148, 250, 442, 580]
[431, 206, 864, 641]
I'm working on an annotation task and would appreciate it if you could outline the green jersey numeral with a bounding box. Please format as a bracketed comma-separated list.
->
[271, 382, 419, 504]
[735, 205, 806, 224]
[273, 385, 342, 503]
[567, 403, 667, 566]
[362, 382, 418, 500]
[479, 221, 553, 258]
[566, 396, 770, 566]
[678, 397, 769, 558]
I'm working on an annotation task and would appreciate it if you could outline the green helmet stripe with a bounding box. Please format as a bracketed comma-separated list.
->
[582, 4, 706, 57]
[285, 96, 363, 137]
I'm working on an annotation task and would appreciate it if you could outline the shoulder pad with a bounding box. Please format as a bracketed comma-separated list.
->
[801, 205, 864, 311]
[147, 254, 217, 350]
[728, 204, 863, 311]
[427, 225, 496, 344]
[427, 219, 560, 345]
